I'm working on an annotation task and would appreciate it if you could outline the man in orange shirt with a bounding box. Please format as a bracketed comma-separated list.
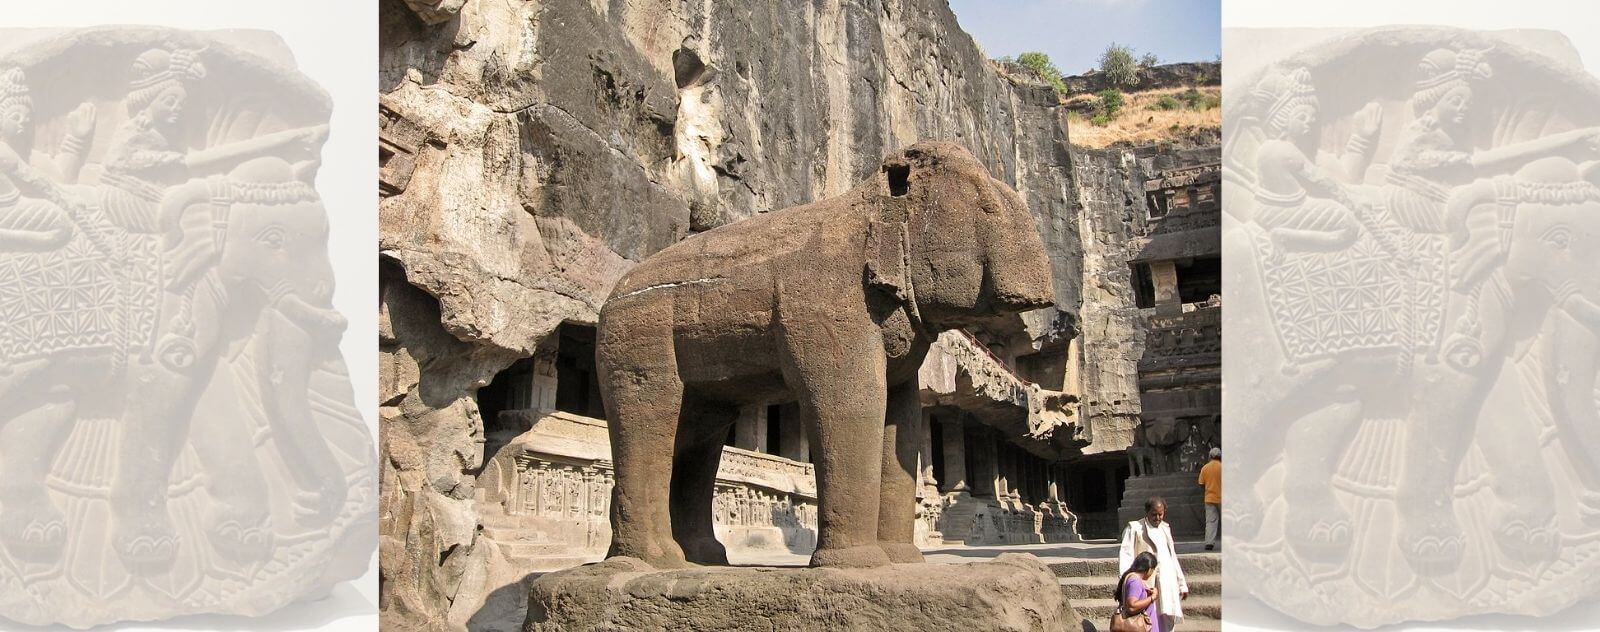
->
[1198, 448, 1221, 550]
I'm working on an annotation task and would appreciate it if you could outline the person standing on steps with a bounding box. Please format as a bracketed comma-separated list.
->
[1199, 448, 1222, 551]
[1120, 497, 1188, 630]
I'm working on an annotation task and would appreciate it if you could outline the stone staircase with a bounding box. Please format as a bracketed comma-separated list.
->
[1052, 552, 1221, 632]
[1116, 473, 1207, 538]
[479, 511, 598, 571]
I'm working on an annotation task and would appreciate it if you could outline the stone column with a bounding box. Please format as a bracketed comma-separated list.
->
[940, 418, 969, 492]
[928, 409, 934, 489]
[969, 426, 998, 499]
[1150, 260, 1181, 312]
[775, 402, 809, 462]
[531, 352, 558, 412]
[734, 404, 767, 453]
[1047, 463, 1061, 503]
[1106, 465, 1122, 511]
[994, 440, 1011, 500]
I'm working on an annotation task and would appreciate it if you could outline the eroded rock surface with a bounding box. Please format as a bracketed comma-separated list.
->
[525, 553, 1075, 632]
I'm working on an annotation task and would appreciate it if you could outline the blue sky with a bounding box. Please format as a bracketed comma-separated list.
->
[948, 0, 1221, 75]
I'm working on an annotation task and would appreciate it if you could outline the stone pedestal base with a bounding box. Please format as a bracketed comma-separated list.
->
[525, 553, 1076, 631]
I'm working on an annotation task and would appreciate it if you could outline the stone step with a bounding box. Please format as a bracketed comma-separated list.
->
[1075, 615, 1222, 632]
[493, 539, 572, 559]
[1050, 553, 1220, 577]
[1070, 596, 1221, 621]
[482, 526, 550, 542]
[1059, 574, 1220, 600]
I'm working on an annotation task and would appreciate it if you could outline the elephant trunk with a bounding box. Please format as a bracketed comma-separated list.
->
[1564, 292, 1600, 333]
[257, 307, 347, 525]
[1543, 312, 1600, 497]
[986, 208, 1056, 313]
[277, 292, 348, 340]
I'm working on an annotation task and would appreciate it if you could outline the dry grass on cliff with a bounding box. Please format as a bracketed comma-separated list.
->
[1066, 86, 1221, 149]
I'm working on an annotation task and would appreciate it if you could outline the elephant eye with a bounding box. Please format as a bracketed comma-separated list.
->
[256, 226, 286, 250]
[1542, 226, 1572, 250]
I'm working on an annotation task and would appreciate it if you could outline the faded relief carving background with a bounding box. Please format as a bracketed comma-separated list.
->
[0, 25, 375, 628]
[1223, 23, 1600, 629]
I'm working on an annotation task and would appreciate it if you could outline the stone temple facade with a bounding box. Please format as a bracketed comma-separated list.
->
[376, 0, 1219, 628]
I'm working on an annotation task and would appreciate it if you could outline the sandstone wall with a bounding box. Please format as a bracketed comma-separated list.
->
[1068, 144, 1220, 454]
[377, 1, 1082, 629]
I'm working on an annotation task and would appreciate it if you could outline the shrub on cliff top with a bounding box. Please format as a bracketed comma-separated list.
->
[1097, 89, 1125, 118]
[1015, 51, 1068, 94]
[1099, 43, 1138, 88]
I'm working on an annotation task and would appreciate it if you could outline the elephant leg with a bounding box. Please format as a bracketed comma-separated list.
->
[0, 383, 75, 564]
[111, 355, 218, 576]
[1397, 291, 1510, 576]
[189, 373, 275, 565]
[1224, 358, 1335, 542]
[1475, 386, 1559, 564]
[670, 398, 735, 565]
[877, 377, 923, 563]
[1281, 393, 1361, 565]
[778, 316, 890, 569]
[598, 298, 686, 569]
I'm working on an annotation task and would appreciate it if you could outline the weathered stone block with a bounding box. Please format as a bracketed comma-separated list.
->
[524, 553, 1075, 631]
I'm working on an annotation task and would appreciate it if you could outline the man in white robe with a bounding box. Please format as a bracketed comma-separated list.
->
[1119, 496, 1188, 629]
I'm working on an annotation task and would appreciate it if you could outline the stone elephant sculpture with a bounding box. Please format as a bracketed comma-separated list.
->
[597, 143, 1055, 569]
[0, 156, 348, 574]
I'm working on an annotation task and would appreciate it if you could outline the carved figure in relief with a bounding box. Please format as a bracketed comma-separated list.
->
[0, 67, 98, 564]
[598, 143, 1054, 569]
[1252, 68, 1367, 254]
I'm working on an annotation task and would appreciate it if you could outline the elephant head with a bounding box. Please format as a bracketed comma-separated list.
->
[868, 143, 1056, 329]
[158, 156, 348, 525]
[1447, 156, 1600, 517]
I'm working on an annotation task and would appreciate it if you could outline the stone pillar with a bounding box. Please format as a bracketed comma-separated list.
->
[918, 411, 937, 489]
[969, 426, 998, 499]
[1105, 465, 1122, 511]
[1047, 464, 1061, 503]
[1031, 456, 1043, 504]
[1150, 260, 1180, 312]
[994, 441, 1011, 500]
[941, 418, 969, 492]
[776, 402, 808, 462]
[531, 352, 558, 412]
[734, 405, 767, 453]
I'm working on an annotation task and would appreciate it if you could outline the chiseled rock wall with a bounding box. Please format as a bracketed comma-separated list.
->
[378, 0, 1081, 628]
[1068, 144, 1220, 455]
[1071, 147, 1146, 453]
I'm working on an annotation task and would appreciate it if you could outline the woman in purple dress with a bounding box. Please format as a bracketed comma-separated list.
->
[1117, 551, 1162, 632]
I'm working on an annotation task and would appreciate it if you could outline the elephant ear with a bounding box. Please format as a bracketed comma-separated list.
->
[865, 218, 909, 303]
[161, 176, 230, 290]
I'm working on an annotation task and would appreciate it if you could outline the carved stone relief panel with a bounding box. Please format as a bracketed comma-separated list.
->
[0, 26, 374, 627]
[1226, 26, 1600, 627]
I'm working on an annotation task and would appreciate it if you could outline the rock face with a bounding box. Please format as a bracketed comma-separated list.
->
[379, 0, 1084, 628]
[525, 553, 1076, 632]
